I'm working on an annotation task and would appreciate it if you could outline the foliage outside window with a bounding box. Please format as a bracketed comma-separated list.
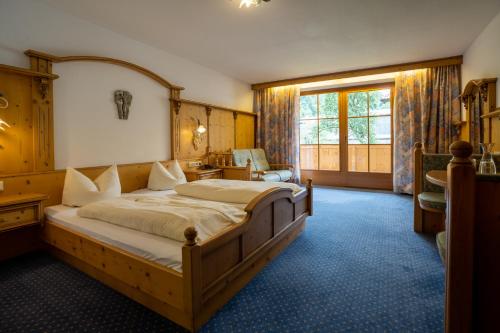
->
[299, 88, 392, 173]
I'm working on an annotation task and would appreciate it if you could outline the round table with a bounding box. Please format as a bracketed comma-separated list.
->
[426, 170, 447, 188]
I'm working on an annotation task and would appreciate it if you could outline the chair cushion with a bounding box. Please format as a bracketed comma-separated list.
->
[250, 149, 271, 171]
[233, 149, 256, 170]
[436, 231, 446, 264]
[252, 170, 292, 182]
[252, 173, 280, 182]
[417, 192, 446, 211]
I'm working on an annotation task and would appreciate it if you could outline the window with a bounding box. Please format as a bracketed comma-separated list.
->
[300, 93, 340, 170]
[300, 86, 392, 174]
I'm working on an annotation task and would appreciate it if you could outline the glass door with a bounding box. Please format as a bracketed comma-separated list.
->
[299, 84, 393, 189]
[347, 88, 392, 173]
[300, 92, 340, 171]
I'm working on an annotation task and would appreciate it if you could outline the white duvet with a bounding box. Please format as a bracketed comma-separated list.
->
[77, 179, 303, 243]
[174, 179, 303, 204]
[78, 194, 246, 242]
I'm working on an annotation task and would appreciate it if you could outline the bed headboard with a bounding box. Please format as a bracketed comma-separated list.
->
[0, 161, 168, 208]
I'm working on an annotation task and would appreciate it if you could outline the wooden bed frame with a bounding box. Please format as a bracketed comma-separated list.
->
[0, 51, 312, 331]
[0, 161, 312, 332]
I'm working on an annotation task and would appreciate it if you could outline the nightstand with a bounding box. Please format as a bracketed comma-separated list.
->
[184, 168, 223, 182]
[0, 193, 48, 260]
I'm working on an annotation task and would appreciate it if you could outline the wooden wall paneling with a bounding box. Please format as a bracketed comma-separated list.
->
[29, 55, 55, 171]
[235, 113, 255, 149]
[178, 103, 208, 160]
[0, 72, 34, 174]
[461, 78, 497, 151]
[209, 108, 235, 153]
[0, 161, 171, 209]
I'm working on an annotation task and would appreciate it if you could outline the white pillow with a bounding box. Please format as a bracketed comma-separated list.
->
[148, 160, 187, 191]
[166, 160, 187, 184]
[62, 165, 121, 207]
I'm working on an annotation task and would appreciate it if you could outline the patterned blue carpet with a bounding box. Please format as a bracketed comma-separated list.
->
[0, 187, 444, 332]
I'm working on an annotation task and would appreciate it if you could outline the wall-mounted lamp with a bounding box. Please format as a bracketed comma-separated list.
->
[0, 94, 10, 131]
[192, 118, 206, 150]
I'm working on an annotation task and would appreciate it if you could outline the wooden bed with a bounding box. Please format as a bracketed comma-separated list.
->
[0, 162, 312, 332]
[0, 51, 312, 331]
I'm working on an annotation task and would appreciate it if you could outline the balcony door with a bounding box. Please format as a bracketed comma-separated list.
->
[299, 84, 393, 190]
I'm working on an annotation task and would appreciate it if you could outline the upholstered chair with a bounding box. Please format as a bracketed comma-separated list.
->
[232, 148, 294, 182]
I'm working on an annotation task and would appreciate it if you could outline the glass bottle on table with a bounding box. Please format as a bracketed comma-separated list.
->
[479, 143, 497, 175]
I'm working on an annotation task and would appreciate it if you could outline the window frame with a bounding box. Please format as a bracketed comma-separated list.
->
[299, 83, 394, 174]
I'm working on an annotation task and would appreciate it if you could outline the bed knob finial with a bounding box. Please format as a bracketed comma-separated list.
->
[184, 227, 198, 246]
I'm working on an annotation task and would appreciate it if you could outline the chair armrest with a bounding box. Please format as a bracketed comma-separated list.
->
[220, 159, 253, 181]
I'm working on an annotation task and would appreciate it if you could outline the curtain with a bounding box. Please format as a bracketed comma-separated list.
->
[254, 85, 301, 182]
[393, 65, 461, 194]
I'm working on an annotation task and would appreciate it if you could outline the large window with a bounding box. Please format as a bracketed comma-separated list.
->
[300, 86, 392, 174]
[300, 93, 339, 170]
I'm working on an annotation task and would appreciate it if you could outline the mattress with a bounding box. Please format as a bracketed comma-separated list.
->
[44, 189, 184, 272]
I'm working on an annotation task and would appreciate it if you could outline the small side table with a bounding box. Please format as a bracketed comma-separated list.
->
[0, 193, 47, 232]
[0, 193, 48, 260]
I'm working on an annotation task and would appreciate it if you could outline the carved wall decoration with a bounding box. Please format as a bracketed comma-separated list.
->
[114, 90, 133, 120]
[460, 78, 497, 152]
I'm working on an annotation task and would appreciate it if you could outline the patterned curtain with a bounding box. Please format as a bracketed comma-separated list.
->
[254, 85, 301, 182]
[393, 65, 461, 194]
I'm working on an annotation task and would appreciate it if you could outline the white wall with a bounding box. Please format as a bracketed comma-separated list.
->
[462, 10, 500, 106]
[0, 0, 253, 168]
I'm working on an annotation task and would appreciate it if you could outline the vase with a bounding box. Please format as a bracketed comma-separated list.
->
[479, 143, 497, 175]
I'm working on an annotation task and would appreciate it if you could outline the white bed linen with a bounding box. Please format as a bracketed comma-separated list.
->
[45, 189, 184, 272]
[174, 179, 303, 204]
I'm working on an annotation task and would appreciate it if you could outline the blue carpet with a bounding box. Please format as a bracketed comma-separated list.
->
[0, 187, 444, 332]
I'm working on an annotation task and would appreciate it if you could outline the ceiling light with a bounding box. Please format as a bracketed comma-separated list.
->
[238, 0, 270, 8]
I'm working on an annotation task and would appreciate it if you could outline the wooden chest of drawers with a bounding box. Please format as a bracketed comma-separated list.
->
[183, 168, 223, 182]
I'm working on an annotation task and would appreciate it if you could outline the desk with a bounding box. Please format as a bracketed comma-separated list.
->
[426, 170, 447, 188]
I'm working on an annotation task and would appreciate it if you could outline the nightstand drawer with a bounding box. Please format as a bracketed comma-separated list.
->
[198, 172, 221, 180]
[0, 205, 38, 232]
[184, 169, 223, 182]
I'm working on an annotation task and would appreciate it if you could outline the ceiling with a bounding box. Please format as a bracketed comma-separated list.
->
[42, 0, 500, 84]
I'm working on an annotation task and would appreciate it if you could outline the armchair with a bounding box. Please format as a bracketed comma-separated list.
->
[231, 148, 294, 182]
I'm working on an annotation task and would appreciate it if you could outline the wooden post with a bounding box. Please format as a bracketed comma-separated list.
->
[413, 142, 423, 232]
[306, 179, 313, 216]
[445, 141, 475, 333]
[245, 158, 253, 180]
[27, 53, 55, 171]
[182, 227, 202, 332]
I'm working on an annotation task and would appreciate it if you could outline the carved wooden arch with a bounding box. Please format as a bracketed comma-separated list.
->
[461, 78, 496, 109]
[24, 50, 185, 98]
[24, 49, 187, 161]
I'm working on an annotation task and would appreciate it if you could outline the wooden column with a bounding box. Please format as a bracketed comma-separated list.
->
[413, 142, 423, 232]
[445, 141, 475, 333]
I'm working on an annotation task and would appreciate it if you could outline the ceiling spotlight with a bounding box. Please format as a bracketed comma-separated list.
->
[238, 0, 270, 8]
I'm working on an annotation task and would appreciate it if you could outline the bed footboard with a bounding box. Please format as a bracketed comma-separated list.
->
[183, 179, 313, 331]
